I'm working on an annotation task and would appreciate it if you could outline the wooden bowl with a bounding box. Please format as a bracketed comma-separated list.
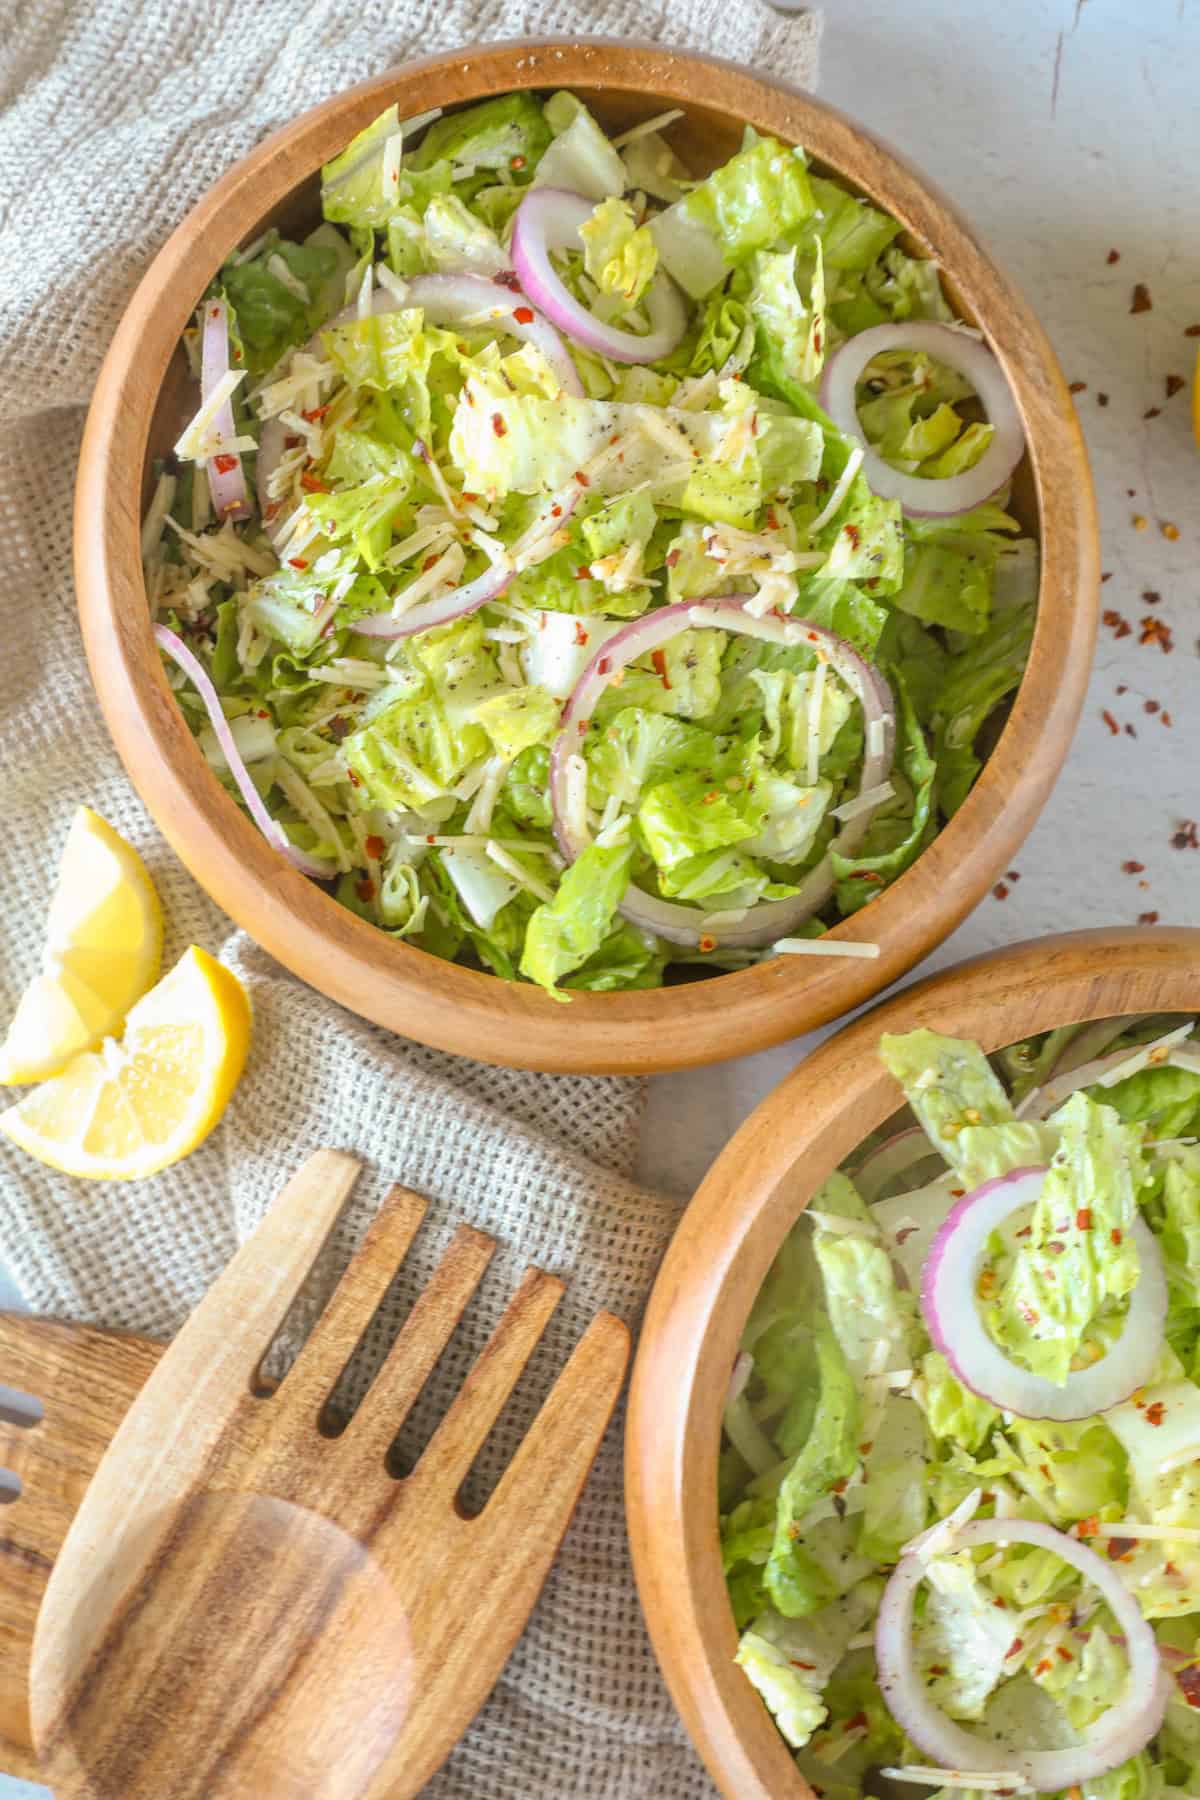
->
[626, 925, 1200, 1796]
[75, 39, 1098, 1074]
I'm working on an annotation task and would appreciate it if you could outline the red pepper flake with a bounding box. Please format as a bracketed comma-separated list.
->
[1015, 1224, 1033, 1238]
[574, 469, 591, 487]
[509, 154, 526, 170]
[1144, 406, 1162, 420]
[550, 503, 563, 518]
[1056, 1646, 1075, 1663]
[575, 565, 591, 580]
[843, 522, 861, 549]
[1178, 1666, 1200, 1708]
[651, 649, 672, 691]
[364, 835, 385, 860]
[1122, 859, 1145, 873]
[1020, 1304, 1040, 1326]
[491, 412, 507, 438]
[1068, 380, 1087, 394]
[1102, 609, 1131, 639]
[853, 870, 885, 884]
[212, 452, 238, 474]
[698, 934, 717, 953]
[288, 557, 308, 570]
[513, 306, 535, 325]
[302, 404, 331, 422]
[597, 657, 611, 677]
[493, 271, 521, 292]
[927, 1664, 949, 1678]
[347, 768, 361, 788]
[1143, 614, 1177, 651]
[992, 1596, 1008, 1608]
[1076, 1208, 1093, 1231]
[1040, 1462, 1053, 1480]
[844, 1712, 869, 1734]
[1101, 709, 1120, 736]
[1166, 374, 1186, 399]
[1144, 701, 1161, 717]
[858, 1442, 874, 1457]
[665, 547, 681, 568]
[1130, 283, 1153, 313]
[790, 1659, 817, 1670]
[1106, 248, 1121, 264]
[1107, 1535, 1139, 1559]
[1034, 1658, 1053, 1677]
[1097, 391, 1110, 406]
[1007, 1638, 1025, 1658]
[1138, 910, 1160, 925]
[701, 790, 720, 806]
[1162, 710, 1173, 727]
[573, 620, 589, 647]
[355, 877, 376, 902]
[993, 882, 1009, 900]
[299, 471, 327, 494]
[1172, 820, 1200, 850]
[1006, 869, 1021, 882]
[1145, 1401, 1166, 1426]
[1100, 570, 1113, 583]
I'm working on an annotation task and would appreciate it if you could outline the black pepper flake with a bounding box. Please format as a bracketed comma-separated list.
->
[1131, 283, 1153, 313]
[1171, 821, 1200, 851]
[1142, 589, 1162, 605]
[1098, 392, 1110, 406]
[1107, 248, 1121, 264]
[1139, 910, 1160, 925]
[1144, 699, 1160, 714]
[1124, 722, 1137, 738]
[1144, 406, 1162, 420]
[1166, 374, 1186, 399]
[1100, 571, 1113, 582]
[1185, 324, 1200, 338]
[993, 882, 1010, 900]
[1006, 869, 1021, 882]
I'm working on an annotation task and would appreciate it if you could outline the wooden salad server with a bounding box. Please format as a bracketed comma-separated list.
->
[26, 1150, 629, 1799]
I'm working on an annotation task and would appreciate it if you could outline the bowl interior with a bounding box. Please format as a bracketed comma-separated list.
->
[83, 42, 1093, 1072]
[625, 928, 1200, 1798]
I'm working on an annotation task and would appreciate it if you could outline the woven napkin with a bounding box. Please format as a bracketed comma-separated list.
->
[0, 4, 819, 1794]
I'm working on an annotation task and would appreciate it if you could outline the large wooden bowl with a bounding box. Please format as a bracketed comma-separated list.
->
[75, 39, 1098, 1074]
[626, 925, 1200, 1795]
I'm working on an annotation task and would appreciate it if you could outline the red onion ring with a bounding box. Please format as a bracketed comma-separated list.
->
[922, 1165, 1167, 1420]
[256, 275, 582, 524]
[819, 321, 1025, 518]
[200, 299, 251, 521]
[511, 188, 688, 365]
[548, 597, 896, 949]
[876, 1516, 1170, 1788]
[154, 624, 335, 881]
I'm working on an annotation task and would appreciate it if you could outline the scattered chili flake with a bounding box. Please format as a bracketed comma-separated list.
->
[212, 452, 238, 474]
[1100, 570, 1113, 583]
[1101, 710, 1120, 736]
[790, 1659, 817, 1671]
[1178, 1666, 1200, 1708]
[1166, 374, 1186, 399]
[575, 565, 591, 580]
[573, 620, 589, 647]
[1020, 1304, 1040, 1326]
[1124, 723, 1137, 738]
[1007, 869, 1021, 881]
[1163, 710, 1173, 727]
[701, 790, 720, 806]
[1145, 1401, 1167, 1427]
[1116, 683, 1128, 694]
[1007, 1638, 1025, 1658]
[1139, 910, 1160, 925]
[491, 412, 507, 438]
[1015, 1224, 1033, 1238]
[364, 834, 385, 860]
[574, 469, 591, 487]
[425, 833, 437, 845]
[493, 271, 521, 292]
[1141, 616, 1174, 652]
[977, 1268, 998, 1299]
[299, 471, 327, 493]
[853, 870, 885, 883]
[1057, 1645, 1076, 1665]
[327, 715, 350, 743]
[843, 522, 862, 549]
[844, 1712, 869, 1734]
[1068, 380, 1087, 394]
[698, 934, 717, 953]
[1144, 700, 1160, 715]
[1186, 324, 1200, 338]
[288, 557, 308, 570]
[1144, 406, 1162, 420]
[596, 657, 611, 678]
[1102, 610, 1131, 639]
[1034, 1658, 1054, 1677]
[927, 1663, 949, 1677]
[1130, 283, 1152, 313]
[347, 768, 361, 788]
[1122, 859, 1145, 873]
[651, 648, 672, 690]
[1161, 520, 1181, 541]
[301, 404, 331, 423]
[1172, 820, 1200, 850]
[1097, 391, 1109, 406]
[550, 503, 563, 518]
[1107, 1536, 1139, 1559]
[993, 882, 1009, 900]
[1106, 248, 1120, 264]
[509, 154, 526, 170]
[1076, 1208, 1093, 1231]
[355, 877, 376, 902]
[512, 306, 535, 325]
[1111, 1227, 1123, 1246]
[1040, 1462, 1053, 1480]
[992, 1596, 1008, 1608]
[858, 1442, 874, 1457]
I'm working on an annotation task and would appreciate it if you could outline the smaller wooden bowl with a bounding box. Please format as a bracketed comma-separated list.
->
[76, 39, 1098, 1074]
[626, 925, 1200, 1799]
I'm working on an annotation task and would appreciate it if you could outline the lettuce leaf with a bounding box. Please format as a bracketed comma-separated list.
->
[664, 133, 815, 271]
[519, 838, 633, 993]
[579, 197, 658, 304]
[933, 601, 1035, 816]
[734, 1631, 828, 1748]
[765, 1324, 861, 1615]
[407, 91, 551, 177]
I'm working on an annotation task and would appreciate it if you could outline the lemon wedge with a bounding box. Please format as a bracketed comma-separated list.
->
[0, 809, 163, 1085]
[0, 947, 251, 1181]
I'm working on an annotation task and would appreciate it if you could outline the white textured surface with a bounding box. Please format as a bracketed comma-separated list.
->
[641, 0, 1200, 1202]
[2, 0, 1197, 1791]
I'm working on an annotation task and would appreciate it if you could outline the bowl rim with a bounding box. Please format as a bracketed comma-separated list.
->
[624, 924, 1200, 1798]
[75, 36, 1098, 1074]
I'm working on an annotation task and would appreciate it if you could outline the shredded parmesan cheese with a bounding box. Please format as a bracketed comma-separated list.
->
[807, 444, 865, 538]
[484, 841, 556, 902]
[881, 1769, 1029, 1793]
[1082, 1520, 1200, 1545]
[772, 938, 881, 960]
[832, 780, 895, 823]
[612, 108, 685, 148]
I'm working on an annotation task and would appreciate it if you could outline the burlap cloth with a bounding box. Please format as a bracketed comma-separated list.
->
[0, 5, 820, 1793]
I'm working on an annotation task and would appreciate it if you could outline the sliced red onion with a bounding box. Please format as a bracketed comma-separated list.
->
[1017, 1023, 1197, 1121]
[354, 553, 512, 640]
[819, 321, 1025, 518]
[511, 188, 688, 365]
[200, 299, 250, 521]
[154, 624, 335, 881]
[548, 597, 895, 949]
[876, 1516, 1170, 1788]
[853, 1126, 946, 1204]
[256, 276, 582, 524]
[922, 1166, 1167, 1420]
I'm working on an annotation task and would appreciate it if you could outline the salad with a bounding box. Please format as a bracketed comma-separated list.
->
[722, 1016, 1200, 1798]
[146, 90, 1037, 996]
